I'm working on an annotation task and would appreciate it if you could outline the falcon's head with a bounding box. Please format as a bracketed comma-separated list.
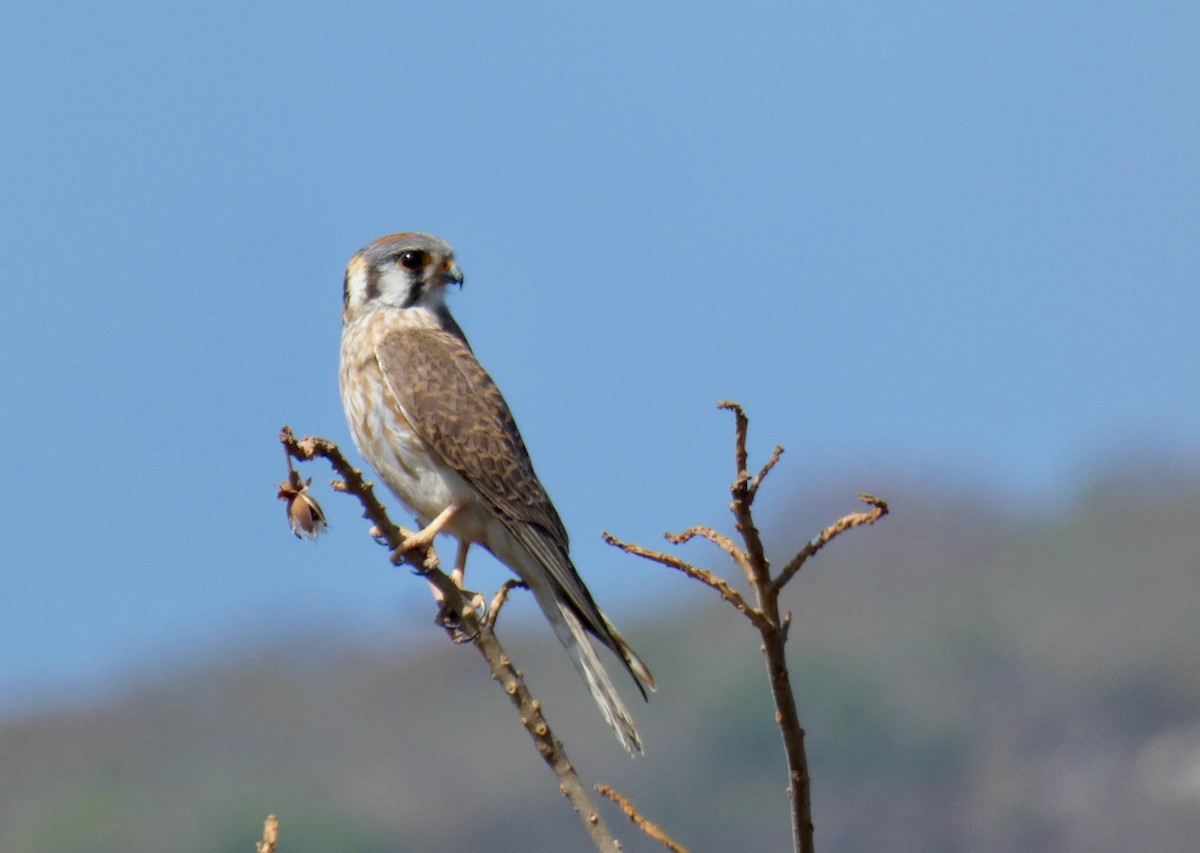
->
[342, 232, 464, 325]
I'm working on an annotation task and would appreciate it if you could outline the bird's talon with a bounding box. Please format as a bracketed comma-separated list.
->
[433, 589, 485, 638]
[434, 605, 475, 643]
[435, 604, 459, 629]
[466, 590, 487, 620]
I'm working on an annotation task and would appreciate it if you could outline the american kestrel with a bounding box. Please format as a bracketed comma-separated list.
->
[339, 232, 653, 752]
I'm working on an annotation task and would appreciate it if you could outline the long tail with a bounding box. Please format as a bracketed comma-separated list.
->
[603, 618, 656, 697]
[497, 525, 651, 752]
[548, 601, 642, 753]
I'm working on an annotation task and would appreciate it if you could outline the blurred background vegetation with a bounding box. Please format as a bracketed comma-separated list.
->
[3, 460, 1196, 852]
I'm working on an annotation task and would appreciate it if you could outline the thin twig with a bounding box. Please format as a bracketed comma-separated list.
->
[770, 494, 889, 595]
[602, 532, 770, 632]
[484, 579, 528, 630]
[281, 428, 470, 618]
[256, 814, 278, 853]
[279, 427, 622, 852]
[596, 785, 689, 853]
[664, 525, 754, 585]
[749, 445, 785, 501]
[717, 401, 749, 480]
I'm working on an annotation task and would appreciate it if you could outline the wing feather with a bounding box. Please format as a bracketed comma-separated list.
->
[376, 328, 564, 534]
[374, 329, 637, 676]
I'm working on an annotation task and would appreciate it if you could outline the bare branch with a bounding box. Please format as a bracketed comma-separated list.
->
[256, 814, 278, 853]
[749, 444, 785, 501]
[602, 532, 771, 632]
[605, 403, 888, 853]
[665, 525, 754, 585]
[468, 610, 619, 851]
[484, 579, 528, 630]
[770, 494, 889, 595]
[279, 427, 622, 851]
[596, 784, 689, 853]
[757, 620, 812, 853]
[717, 400, 750, 481]
[281, 427, 473, 620]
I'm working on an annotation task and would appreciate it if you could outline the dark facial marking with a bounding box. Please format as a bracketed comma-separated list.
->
[366, 267, 382, 302]
[398, 250, 431, 309]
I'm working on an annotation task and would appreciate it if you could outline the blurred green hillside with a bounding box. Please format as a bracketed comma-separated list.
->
[2, 465, 1198, 852]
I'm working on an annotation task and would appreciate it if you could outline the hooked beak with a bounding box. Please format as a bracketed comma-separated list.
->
[442, 261, 464, 288]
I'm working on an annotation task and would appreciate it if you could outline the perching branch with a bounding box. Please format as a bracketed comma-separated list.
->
[604, 402, 888, 853]
[278, 427, 622, 852]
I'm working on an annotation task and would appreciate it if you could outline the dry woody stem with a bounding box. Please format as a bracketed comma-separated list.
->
[278, 427, 622, 852]
[256, 814, 278, 853]
[596, 784, 689, 853]
[603, 402, 887, 853]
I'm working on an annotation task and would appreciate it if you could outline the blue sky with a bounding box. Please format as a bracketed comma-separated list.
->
[1, 2, 1196, 712]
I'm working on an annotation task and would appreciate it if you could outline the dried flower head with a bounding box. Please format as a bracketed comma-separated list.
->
[277, 469, 328, 540]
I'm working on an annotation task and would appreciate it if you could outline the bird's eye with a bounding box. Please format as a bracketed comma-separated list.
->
[397, 250, 425, 271]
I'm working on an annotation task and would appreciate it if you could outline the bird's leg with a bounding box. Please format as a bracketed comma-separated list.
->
[453, 541, 487, 616]
[431, 540, 486, 638]
[450, 539, 470, 590]
[427, 539, 468, 607]
[393, 502, 462, 562]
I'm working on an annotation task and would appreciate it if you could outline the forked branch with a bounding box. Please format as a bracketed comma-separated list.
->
[604, 403, 888, 853]
[601, 532, 770, 632]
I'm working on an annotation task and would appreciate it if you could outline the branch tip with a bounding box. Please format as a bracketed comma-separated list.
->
[256, 814, 279, 853]
[717, 400, 750, 477]
[596, 785, 689, 853]
[771, 493, 890, 593]
[749, 444, 785, 500]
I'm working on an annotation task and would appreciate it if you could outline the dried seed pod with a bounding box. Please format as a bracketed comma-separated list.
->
[277, 470, 328, 540]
